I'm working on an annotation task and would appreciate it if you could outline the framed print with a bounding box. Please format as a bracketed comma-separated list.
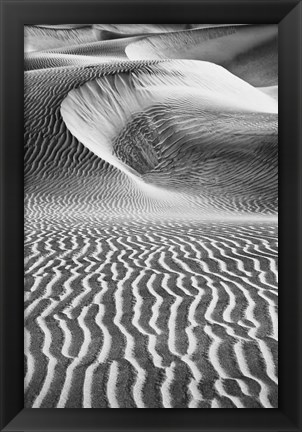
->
[1, 0, 301, 431]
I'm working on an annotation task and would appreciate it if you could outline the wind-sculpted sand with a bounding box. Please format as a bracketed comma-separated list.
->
[24, 24, 278, 408]
[125, 25, 278, 86]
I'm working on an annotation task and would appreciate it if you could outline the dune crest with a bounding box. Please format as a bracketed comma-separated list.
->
[61, 60, 277, 213]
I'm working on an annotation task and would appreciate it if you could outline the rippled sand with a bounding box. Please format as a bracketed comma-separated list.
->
[24, 24, 278, 408]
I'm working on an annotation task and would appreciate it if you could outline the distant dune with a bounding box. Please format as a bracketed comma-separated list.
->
[125, 25, 278, 86]
[24, 25, 98, 53]
[25, 24, 277, 86]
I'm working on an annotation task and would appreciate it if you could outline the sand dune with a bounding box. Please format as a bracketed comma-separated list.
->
[259, 86, 278, 101]
[125, 25, 278, 86]
[95, 24, 197, 33]
[92, 24, 240, 41]
[24, 25, 277, 86]
[24, 24, 278, 408]
[34, 24, 93, 29]
[60, 60, 277, 213]
[24, 24, 206, 53]
[24, 25, 99, 53]
[24, 52, 122, 71]
[24, 38, 142, 70]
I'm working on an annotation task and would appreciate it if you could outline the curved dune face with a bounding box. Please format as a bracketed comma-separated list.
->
[125, 25, 278, 86]
[61, 60, 277, 213]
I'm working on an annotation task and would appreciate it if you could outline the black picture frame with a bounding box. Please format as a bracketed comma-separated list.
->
[1, 0, 301, 431]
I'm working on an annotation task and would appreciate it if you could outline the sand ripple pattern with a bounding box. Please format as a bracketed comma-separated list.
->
[25, 222, 278, 408]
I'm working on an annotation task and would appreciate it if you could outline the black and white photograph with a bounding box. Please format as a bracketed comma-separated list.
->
[24, 24, 278, 409]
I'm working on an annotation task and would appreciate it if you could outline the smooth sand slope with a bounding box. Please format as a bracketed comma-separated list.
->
[125, 25, 278, 86]
[24, 25, 278, 408]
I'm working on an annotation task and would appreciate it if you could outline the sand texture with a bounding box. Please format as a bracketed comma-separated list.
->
[24, 24, 278, 408]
